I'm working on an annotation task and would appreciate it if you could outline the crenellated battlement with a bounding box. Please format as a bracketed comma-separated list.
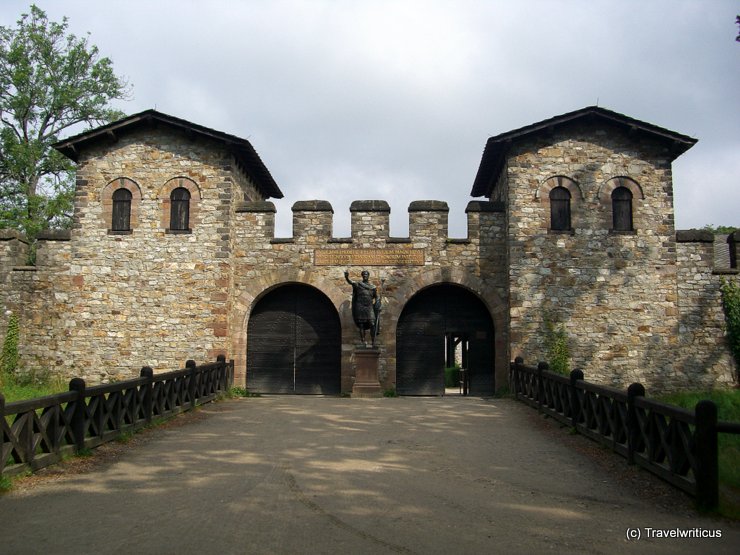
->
[0, 230, 30, 268]
[233, 199, 505, 245]
[1, 106, 737, 394]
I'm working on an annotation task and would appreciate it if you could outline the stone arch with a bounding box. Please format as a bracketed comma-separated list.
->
[386, 267, 508, 392]
[158, 177, 202, 231]
[598, 176, 644, 232]
[396, 284, 494, 395]
[597, 176, 644, 203]
[535, 176, 582, 233]
[246, 282, 341, 394]
[100, 177, 142, 233]
[535, 175, 584, 201]
[231, 269, 349, 387]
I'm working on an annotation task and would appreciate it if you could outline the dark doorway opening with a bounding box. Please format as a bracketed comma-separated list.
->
[246, 283, 341, 394]
[396, 284, 494, 396]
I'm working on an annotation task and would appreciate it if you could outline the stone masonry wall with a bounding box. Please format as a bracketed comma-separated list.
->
[505, 121, 686, 390]
[0, 232, 30, 351]
[676, 231, 739, 387]
[3, 234, 73, 379]
[1, 119, 735, 392]
[1, 128, 265, 383]
[229, 200, 509, 392]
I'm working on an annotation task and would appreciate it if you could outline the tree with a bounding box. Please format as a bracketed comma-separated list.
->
[0, 5, 129, 242]
[701, 224, 738, 234]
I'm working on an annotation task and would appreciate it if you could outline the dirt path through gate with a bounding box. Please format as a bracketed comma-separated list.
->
[1, 396, 738, 554]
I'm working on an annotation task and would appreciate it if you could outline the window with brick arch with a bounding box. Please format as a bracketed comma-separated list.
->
[612, 186, 633, 231]
[549, 186, 571, 231]
[111, 188, 132, 231]
[170, 187, 191, 231]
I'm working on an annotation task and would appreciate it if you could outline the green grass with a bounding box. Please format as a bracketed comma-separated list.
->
[657, 388, 740, 518]
[1, 379, 66, 403]
[444, 366, 459, 388]
[229, 386, 261, 398]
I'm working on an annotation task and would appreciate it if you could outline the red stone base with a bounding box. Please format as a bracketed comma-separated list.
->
[352, 347, 382, 398]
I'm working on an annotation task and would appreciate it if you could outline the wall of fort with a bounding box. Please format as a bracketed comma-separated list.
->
[676, 231, 739, 388]
[1, 128, 267, 382]
[0, 119, 737, 393]
[228, 199, 509, 391]
[501, 122, 737, 390]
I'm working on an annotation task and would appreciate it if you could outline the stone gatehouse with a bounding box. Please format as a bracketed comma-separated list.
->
[1, 107, 737, 394]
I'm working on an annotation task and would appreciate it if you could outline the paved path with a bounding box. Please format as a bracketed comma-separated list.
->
[1, 396, 738, 554]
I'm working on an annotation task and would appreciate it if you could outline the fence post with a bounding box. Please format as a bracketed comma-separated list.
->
[694, 400, 719, 511]
[69, 378, 86, 453]
[536, 361, 548, 413]
[569, 369, 584, 432]
[186, 359, 197, 409]
[216, 354, 227, 390]
[513, 357, 524, 400]
[626, 382, 645, 466]
[140, 366, 153, 424]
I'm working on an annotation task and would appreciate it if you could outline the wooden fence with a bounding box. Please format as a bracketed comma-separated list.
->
[1, 356, 234, 477]
[510, 357, 740, 511]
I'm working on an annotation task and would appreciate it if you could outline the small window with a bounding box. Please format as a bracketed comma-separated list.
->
[612, 187, 633, 231]
[170, 187, 191, 231]
[111, 188, 132, 231]
[550, 186, 571, 231]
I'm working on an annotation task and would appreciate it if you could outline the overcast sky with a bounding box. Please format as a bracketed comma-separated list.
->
[2, 0, 738, 237]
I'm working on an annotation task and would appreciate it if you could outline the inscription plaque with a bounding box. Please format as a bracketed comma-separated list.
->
[314, 248, 424, 266]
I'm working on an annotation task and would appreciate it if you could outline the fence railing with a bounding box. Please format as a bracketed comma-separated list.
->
[510, 357, 740, 511]
[1, 356, 234, 477]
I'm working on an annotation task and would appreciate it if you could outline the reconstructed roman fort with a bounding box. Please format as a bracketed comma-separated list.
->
[1, 106, 737, 394]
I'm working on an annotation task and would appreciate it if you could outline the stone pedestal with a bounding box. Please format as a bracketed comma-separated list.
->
[352, 346, 382, 398]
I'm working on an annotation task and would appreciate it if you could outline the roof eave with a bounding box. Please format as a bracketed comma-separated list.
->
[53, 110, 284, 199]
[470, 107, 697, 198]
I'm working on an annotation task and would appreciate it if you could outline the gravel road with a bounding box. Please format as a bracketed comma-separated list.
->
[1, 396, 738, 554]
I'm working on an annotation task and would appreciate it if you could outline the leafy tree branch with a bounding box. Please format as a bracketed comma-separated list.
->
[0, 4, 130, 241]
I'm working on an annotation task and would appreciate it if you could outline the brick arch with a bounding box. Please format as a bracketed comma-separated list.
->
[231, 267, 509, 392]
[388, 267, 508, 391]
[100, 177, 142, 232]
[535, 175, 584, 201]
[158, 177, 202, 230]
[535, 176, 582, 232]
[597, 176, 644, 204]
[230, 270, 349, 387]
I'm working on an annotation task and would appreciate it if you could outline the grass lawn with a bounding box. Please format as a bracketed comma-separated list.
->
[657, 388, 740, 518]
[1, 375, 67, 403]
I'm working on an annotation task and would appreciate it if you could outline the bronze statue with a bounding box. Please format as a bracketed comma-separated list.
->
[344, 269, 383, 346]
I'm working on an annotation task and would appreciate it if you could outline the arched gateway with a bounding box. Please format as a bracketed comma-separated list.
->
[246, 284, 341, 394]
[396, 284, 495, 396]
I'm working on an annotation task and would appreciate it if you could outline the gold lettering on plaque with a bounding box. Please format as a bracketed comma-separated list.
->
[314, 248, 425, 266]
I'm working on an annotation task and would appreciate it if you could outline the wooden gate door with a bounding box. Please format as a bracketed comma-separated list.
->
[396, 284, 494, 396]
[247, 284, 341, 394]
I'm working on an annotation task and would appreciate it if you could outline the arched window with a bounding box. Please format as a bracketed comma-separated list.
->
[612, 186, 633, 231]
[111, 188, 132, 232]
[170, 187, 191, 231]
[550, 186, 571, 231]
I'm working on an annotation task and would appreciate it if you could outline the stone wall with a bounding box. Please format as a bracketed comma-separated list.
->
[229, 199, 509, 392]
[1, 127, 266, 382]
[504, 121, 697, 390]
[1, 116, 736, 393]
[676, 231, 739, 388]
[0, 231, 29, 347]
